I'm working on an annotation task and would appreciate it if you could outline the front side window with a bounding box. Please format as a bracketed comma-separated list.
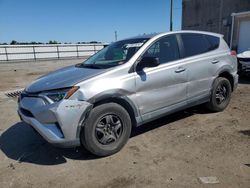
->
[142, 35, 180, 64]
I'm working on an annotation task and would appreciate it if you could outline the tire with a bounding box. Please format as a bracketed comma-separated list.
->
[206, 77, 232, 112]
[80, 103, 132, 157]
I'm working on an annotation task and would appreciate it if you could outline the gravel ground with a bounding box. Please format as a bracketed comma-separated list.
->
[0, 59, 249, 188]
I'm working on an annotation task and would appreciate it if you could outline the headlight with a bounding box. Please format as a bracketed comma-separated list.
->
[46, 92, 67, 102]
[41, 86, 79, 103]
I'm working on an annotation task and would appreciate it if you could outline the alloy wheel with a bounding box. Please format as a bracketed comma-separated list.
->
[215, 83, 228, 104]
[95, 114, 123, 145]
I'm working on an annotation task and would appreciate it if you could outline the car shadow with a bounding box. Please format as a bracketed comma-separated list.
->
[0, 122, 97, 165]
[0, 106, 207, 165]
[131, 107, 202, 137]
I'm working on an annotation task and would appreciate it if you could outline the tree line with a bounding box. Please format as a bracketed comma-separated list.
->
[0, 40, 102, 45]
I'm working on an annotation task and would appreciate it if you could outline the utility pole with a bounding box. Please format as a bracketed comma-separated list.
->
[170, 0, 173, 31]
[115, 31, 117, 41]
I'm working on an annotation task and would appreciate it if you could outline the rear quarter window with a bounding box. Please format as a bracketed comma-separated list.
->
[181, 33, 220, 58]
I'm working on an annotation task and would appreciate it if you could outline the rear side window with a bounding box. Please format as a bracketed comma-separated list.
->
[206, 35, 220, 50]
[181, 33, 219, 58]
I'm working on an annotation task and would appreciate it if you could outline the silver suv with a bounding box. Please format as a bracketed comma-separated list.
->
[18, 31, 238, 156]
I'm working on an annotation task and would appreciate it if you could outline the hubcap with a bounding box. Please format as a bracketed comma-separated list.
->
[215, 83, 228, 104]
[95, 114, 123, 145]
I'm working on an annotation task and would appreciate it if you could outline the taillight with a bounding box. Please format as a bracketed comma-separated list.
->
[230, 50, 237, 56]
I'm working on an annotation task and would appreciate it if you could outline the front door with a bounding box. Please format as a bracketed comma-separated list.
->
[135, 34, 187, 120]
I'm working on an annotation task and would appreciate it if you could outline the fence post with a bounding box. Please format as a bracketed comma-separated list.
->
[4, 46, 8, 61]
[56, 45, 60, 59]
[33, 46, 36, 60]
[76, 45, 79, 58]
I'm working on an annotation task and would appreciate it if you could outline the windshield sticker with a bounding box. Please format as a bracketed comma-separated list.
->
[125, 43, 144, 48]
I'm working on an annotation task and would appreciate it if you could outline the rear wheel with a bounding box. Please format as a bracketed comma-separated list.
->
[80, 103, 132, 157]
[206, 77, 232, 112]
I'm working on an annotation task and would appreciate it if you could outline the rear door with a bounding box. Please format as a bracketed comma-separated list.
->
[134, 34, 188, 120]
[179, 33, 221, 102]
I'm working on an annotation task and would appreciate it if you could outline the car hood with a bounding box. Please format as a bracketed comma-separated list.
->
[25, 65, 106, 93]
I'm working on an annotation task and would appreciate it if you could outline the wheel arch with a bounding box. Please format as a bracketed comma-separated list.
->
[217, 71, 234, 91]
[87, 90, 139, 127]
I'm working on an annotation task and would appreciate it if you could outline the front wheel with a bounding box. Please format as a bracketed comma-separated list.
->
[206, 77, 232, 112]
[80, 103, 132, 157]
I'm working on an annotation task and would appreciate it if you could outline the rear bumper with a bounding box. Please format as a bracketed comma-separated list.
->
[18, 97, 92, 148]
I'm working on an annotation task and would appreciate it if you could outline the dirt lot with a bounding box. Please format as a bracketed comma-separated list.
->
[0, 59, 249, 188]
[0, 59, 84, 91]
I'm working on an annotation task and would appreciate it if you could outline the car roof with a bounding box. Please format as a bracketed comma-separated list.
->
[171, 30, 223, 37]
[123, 33, 159, 40]
[124, 30, 223, 41]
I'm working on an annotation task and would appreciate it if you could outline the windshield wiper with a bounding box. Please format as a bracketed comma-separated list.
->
[76, 64, 102, 69]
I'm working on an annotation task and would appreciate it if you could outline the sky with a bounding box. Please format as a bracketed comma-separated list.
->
[0, 0, 182, 43]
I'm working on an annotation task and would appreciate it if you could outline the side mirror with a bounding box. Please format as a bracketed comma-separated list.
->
[136, 56, 160, 71]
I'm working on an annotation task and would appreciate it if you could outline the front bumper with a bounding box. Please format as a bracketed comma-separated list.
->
[18, 96, 92, 147]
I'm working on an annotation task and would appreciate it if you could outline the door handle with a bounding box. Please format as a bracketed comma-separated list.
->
[175, 67, 186, 73]
[211, 59, 220, 64]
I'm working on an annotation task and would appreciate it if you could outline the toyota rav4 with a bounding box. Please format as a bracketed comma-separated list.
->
[18, 31, 238, 156]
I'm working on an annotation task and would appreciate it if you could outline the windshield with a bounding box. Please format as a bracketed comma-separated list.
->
[80, 38, 149, 69]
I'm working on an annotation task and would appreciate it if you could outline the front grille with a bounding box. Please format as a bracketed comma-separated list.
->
[20, 108, 34, 117]
[55, 122, 64, 138]
[20, 92, 28, 99]
[20, 91, 39, 100]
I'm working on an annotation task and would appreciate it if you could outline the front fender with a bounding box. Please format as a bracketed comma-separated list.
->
[86, 89, 140, 122]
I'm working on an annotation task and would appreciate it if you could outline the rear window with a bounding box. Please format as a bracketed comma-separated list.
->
[181, 33, 220, 57]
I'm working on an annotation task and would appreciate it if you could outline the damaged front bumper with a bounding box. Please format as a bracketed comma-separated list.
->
[18, 95, 92, 147]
